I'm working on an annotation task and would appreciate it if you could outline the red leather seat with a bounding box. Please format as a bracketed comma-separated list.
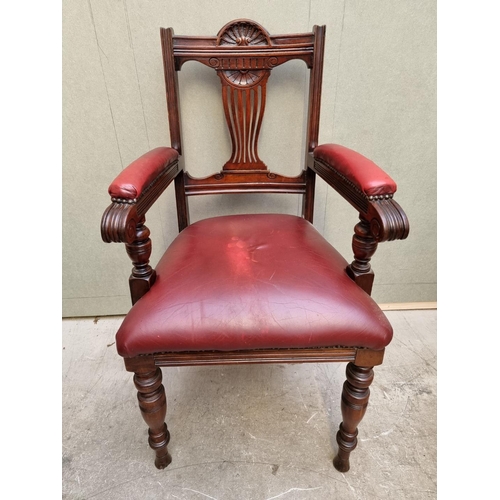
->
[116, 214, 392, 357]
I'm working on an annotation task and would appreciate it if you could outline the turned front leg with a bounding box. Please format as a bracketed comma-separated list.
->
[333, 362, 374, 473]
[133, 367, 172, 469]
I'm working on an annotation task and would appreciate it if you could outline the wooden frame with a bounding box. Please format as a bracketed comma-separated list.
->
[160, 20, 326, 232]
[101, 19, 409, 474]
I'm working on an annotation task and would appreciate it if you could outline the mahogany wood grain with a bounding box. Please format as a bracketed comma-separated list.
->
[306, 25, 326, 153]
[160, 28, 182, 155]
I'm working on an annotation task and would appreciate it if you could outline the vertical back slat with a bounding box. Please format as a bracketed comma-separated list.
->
[160, 28, 182, 154]
[306, 25, 326, 153]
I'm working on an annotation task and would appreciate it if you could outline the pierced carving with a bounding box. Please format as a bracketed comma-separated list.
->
[198, 22, 282, 169]
[221, 80, 268, 170]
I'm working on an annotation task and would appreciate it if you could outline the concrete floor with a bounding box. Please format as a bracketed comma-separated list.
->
[62, 310, 436, 500]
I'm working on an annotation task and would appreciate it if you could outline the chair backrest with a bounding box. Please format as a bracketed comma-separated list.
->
[160, 19, 326, 230]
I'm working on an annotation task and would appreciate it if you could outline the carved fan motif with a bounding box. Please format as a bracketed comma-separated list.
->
[217, 21, 271, 47]
[223, 69, 264, 86]
[215, 21, 273, 88]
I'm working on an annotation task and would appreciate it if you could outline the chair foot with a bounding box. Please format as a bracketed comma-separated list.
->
[333, 453, 350, 473]
[134, 367, 172, 469]
[333, 425, 357, 472]
[150, 424, 172, 469]
[333, 362, 374, 472]
[155, 451, 172, 470]
[155, 456, 172, 469]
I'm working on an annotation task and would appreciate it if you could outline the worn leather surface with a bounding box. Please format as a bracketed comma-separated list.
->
[108, 147, 178, 199]
[116, 214, 393, 357]
[313, 144, 397, 196]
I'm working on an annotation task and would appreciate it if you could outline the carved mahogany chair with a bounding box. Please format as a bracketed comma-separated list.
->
[101, 19, 409, 473]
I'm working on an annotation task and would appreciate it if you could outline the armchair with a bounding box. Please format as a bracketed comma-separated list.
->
[101, 19, 409, 473]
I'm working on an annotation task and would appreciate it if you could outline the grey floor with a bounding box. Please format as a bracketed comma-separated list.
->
[62, 310, 436, 500]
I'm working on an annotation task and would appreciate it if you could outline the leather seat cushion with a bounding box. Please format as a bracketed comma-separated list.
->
[116, 214, 392, 357]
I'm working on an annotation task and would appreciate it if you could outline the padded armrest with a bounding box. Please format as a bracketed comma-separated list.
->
[102, 147, 180, 244]
[311, 143, 409, 243]
[109, 147, 179, 200]
[313, 144, 397, 197]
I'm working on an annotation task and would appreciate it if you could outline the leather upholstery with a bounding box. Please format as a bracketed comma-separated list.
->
[116, 214, 392, 357]
[109, 147, 178, 199]
[313, 144, 397, 196]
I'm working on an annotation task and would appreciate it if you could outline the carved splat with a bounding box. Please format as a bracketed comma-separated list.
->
[220, 79, 269, 170]
[213, 20, 272, 171]
[165, 20, 324, 186]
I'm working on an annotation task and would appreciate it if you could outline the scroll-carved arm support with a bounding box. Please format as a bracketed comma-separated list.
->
[310, 144, 409, 294]
[101, 147, 181, 303]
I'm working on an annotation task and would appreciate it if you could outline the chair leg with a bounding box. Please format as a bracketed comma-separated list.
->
[333, 362, 374, 472]
[133, 366, 172, 469]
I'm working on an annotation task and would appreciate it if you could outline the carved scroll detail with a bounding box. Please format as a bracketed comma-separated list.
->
[367, 198, 410, 242]
[311, 158, 409, 243]
[101, 202, 138, 244]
